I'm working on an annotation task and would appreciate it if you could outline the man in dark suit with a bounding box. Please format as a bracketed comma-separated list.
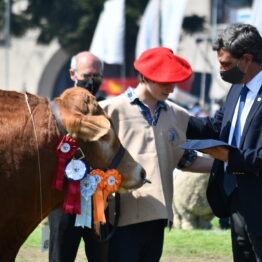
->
[187, 23, 262, 261]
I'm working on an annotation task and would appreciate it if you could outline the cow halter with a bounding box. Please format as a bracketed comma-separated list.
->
[49, 101, 126, 170]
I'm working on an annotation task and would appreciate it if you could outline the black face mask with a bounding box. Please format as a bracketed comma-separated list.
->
[76, 78, 102, 95]
[220, 65, 245, 84]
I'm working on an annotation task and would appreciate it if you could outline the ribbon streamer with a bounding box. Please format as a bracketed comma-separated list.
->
[90, 169, 107, 233]
[63, 158, 88, 214]
[75, 195, 92, 228]
[52, 136, 77, 190]
[75, 175, 98, 228]
[63, 180, 81, 214]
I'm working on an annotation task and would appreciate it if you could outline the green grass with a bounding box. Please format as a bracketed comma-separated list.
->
[161, 218, 232, 261]
[19, 218, 233, 262]
[22, 227, 42, 248]
[164, 228, 231, 257]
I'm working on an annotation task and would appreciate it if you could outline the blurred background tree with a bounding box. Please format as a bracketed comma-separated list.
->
[0, 0, 147, 59]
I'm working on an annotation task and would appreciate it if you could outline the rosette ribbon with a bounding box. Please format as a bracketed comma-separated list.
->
[63, 159, 88, 214]
[90, 169, 122, 234]
[52, 136, 77, 191]
[90, 169, 106, 231]
[75, 175, 98, 228]
[103, 169, 122, 207]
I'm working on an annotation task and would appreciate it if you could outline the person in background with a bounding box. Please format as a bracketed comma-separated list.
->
[190, 101, 201, 116]
[187, 23, 262, 261]
[69, 51, 104, 98]
[48, 51, 107, 262]
[100, 47, 213, 262]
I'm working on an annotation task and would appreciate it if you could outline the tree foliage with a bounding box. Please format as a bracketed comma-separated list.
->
[0, 0, 148, 57]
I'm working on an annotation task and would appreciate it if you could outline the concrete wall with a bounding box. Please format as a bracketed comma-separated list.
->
[0, 29, 69, 99]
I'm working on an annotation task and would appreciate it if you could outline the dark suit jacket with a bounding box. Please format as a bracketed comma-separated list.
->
[187, 82, 262, 236]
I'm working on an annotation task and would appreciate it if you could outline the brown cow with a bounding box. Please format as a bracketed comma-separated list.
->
[0, 87, 145, 262]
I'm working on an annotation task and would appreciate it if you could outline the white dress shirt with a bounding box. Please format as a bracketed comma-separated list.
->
[228, 70, 262, 145]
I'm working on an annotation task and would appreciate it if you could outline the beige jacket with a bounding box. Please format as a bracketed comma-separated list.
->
[100, 94, 189, 226]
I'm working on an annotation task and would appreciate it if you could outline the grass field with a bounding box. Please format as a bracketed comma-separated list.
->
[16, 218, 233, 262]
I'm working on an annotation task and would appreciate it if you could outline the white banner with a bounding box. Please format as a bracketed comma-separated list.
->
[90, 0, 125, 64]
[135, 0, 188, 57]
[135, 0, 161, 58]
[251, 0, 262, 35]
[161, 0, 188, 53]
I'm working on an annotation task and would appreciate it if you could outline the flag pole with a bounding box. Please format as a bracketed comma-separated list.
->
[121, 0, 126, 91]
[4, 0, 10, 91]
[210, 0, 218, 112]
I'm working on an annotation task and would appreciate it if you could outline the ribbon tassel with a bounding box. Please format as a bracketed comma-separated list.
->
[63, 181, 81, 214]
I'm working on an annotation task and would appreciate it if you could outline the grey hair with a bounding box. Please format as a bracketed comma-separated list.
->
[70, 53, 104, 73]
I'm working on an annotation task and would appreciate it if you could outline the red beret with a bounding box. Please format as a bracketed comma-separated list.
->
[134, 47, 192, 83]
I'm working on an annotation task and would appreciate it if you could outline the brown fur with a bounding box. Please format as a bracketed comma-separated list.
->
[0, 87, 144, 261]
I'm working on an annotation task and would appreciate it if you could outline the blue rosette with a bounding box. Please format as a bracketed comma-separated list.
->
[80, 175, 97, 200]
[75, 175, 98, 228]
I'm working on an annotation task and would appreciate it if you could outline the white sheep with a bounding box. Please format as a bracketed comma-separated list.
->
[173, 169, 214, 230]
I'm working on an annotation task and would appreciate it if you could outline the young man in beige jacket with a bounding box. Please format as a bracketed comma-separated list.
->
[100, 47, 212, 262]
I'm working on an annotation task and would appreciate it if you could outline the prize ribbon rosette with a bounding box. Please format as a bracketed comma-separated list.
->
[52, 136, 86, 214]
[63, 159, 88, 214]
[90, 169, 122, 234]
[52, 136, 122, 231]
[52, 136, 77, 190]
[75, 175, 97, 228]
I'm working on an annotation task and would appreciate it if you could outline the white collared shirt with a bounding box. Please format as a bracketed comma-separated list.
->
[228, 70, 262, 145]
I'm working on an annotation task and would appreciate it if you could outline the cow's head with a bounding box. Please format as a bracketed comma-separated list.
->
[53, 87, 146, 191]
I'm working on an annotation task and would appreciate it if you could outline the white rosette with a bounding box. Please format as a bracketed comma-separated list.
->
[75, 175, 98, 228]
[65, 159, 87, 181]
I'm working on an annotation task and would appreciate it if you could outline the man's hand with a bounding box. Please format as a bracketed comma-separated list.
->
[200, 146, 229, 162]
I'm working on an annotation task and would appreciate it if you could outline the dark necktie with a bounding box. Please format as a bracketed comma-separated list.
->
[224, 85, 249, 196]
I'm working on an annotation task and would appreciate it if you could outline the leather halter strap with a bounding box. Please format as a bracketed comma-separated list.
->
[108, 144, 125, 169]
[50, 101, 67, 136]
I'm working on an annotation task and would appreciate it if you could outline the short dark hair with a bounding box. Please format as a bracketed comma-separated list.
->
[213, 23, 262, 64]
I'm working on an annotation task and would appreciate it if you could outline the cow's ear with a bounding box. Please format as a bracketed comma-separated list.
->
[71, 115, 111, 142]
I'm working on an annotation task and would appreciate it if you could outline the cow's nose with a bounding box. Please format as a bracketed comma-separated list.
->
[141, 169, 151, 184]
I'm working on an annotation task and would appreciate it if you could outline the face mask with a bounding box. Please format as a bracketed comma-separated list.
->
[220, 65, 245, 84]
[76, 78, 102, 95]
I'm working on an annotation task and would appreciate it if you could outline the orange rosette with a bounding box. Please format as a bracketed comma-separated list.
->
[90, 169, 122, 235]
[103, 169, 122, 205]
[90, 169, 107, 233]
